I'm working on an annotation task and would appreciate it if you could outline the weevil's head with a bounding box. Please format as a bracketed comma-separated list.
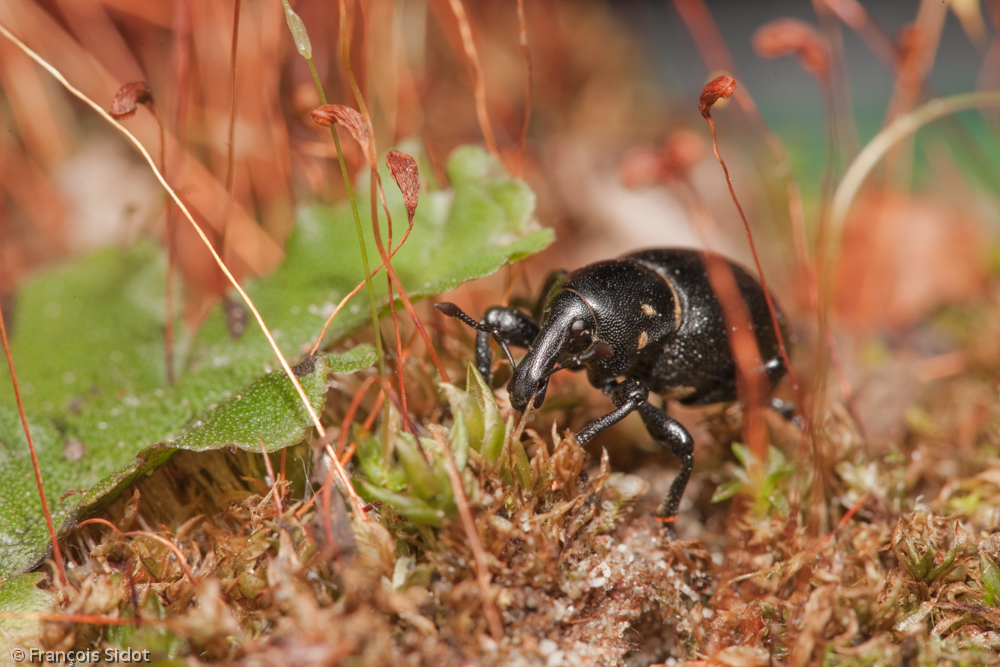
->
[507, 289, 598, 412]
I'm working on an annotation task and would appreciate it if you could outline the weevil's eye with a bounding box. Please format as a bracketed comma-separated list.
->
[568, 319, 593, 353]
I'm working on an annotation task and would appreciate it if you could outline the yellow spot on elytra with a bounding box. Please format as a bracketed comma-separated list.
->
[641, 303, 657, 317]
[637, 330, 649, 350]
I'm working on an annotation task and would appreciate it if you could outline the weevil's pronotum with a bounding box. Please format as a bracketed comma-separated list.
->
[437, 248, 789, 524]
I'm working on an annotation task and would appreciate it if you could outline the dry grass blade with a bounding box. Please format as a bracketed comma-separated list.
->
[830, 91, 1000, 270]
[0, 20, 368, 522]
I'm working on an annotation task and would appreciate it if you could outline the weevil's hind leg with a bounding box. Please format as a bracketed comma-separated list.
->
[637, 401, 695, 530]
[476, 307, 540, 384]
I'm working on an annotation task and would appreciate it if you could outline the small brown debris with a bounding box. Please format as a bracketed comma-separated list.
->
[110, 81, 156, 120]
[386, 150, 420, 224]
[311, 104, 372, 165]
[698, 75, 737, 119]
[752, 18, 829, 80]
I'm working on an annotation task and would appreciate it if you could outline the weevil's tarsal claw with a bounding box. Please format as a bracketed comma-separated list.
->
[494, 335, 517, 368]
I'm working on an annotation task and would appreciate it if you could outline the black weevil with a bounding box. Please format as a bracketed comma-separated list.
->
[436, 248, 789, 524]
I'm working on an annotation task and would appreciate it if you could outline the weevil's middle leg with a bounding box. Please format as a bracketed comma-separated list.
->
[637, 401, 695, 526]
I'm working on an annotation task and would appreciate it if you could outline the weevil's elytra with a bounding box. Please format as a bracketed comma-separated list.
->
[435, 247, 789, 528]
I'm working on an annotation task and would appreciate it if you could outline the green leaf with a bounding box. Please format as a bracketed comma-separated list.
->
[0, 144, 550, 577]
[354, 431, 403, 492]
[394, 432, 441, 502]
[359, 481, 445, 527]
[510, 436, 532, 491]
[0, 355, 336, 577]
[0, 573, 56, 653]
[731, 442, 752, 468]
[441, 382, 482, 450]
[170, 355, 331, 453]
[327, 346, 378, 374]
[926, 523, 967, 582]
[466, 363, 504, 465]
[711, 480, 743, 504]
[450, 409, 469, 472]
[983, 552, 1000, 606]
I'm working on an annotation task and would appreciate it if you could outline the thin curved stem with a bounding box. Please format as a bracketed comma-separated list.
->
[0, 301, 66, 586]
[830, 91, 1000, 243]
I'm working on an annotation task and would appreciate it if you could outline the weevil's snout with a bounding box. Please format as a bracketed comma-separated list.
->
[507, 291, 593, 413]
[508, 369, 548, 413]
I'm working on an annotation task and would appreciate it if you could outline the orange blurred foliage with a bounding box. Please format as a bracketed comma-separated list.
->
[833, 191, 989, 333]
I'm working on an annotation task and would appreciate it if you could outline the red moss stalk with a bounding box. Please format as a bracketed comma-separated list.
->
[0, 303, 66, 585]
[699, 77, 799, 418]
[219, 0, 243, 278]
[695, 77, 775, 466]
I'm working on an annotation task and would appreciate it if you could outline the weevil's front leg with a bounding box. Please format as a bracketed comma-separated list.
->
[575, 378, 649, 446]
[475, 307, 540, 384]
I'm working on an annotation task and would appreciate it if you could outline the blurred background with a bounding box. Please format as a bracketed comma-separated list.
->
[0, 0, 997, 347]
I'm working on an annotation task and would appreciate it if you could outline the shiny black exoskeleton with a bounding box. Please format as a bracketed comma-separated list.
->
[436, 248, 788, 524]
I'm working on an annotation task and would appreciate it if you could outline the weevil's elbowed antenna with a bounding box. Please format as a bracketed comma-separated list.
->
[435, 302, 517, 369]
